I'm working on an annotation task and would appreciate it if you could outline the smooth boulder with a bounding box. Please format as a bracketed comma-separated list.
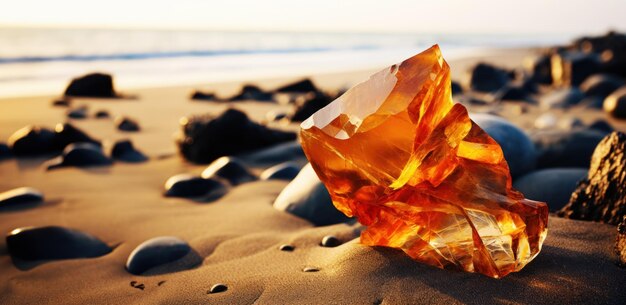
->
[7, 126, 55, 156]
[469, 63, 511, 92]
[540, 88, 584, 109]
[580, 74, 624, 98]
[470, 113, 536, 177]
[0, 187, 44, 209]
[126, 236, 191, 275]
[200, 156, 256, 186]
[260, 162, 301, 181]
[164, 174, 227, 202]
[513, 168, 587, 211]
[6, 226, 111, 260]
[603, 87, 626, 119]
[64, 73, 117, 98]
[273, 163, 350, 226]
[111, 140, 147, 163]
[532, 129, 607, 168]
[46, 143, 112, 170]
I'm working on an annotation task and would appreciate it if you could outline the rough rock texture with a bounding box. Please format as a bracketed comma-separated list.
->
[176, 108, 296, 164]
[558, 132, 626, 225]
[617, 216, 626, 267]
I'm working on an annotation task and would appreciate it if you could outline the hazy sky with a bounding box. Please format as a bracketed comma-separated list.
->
[2, 0, 625, 34]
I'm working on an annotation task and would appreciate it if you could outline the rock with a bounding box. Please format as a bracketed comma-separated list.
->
[525, 54, 552, 84]
[279, 244, 294, 251]
[191, 90, 216, 101]
[551, 52, 602, 87]
[273, 163, 351, 226]
[451, 81, 463, 95]
[164, 174, 227, 201]
[532, 129, 607, 169]
[573, 31, 626, 78]
[540, 88, 584, 109]
[0, 143, 11, 159]
[52, 123, 101, 151]
[116, 117, 140, 132]
[52, 99, 71, 107]
[558, 132, 626, 225]
[66, 106, 88, 119]
[320, 235, 341, 247]
[125, 236, 191, 275]
[493, 85, 534, 103]
[521, 77, 539, 94]
[208, 284, 228, 294]
[94, 110, 110, 119]
[275, 78, 318, 93]
[589, 120, 614, 133]
[237, 141, 304, 165]
[290, 92, 332, 122]
[229, 84, 273, 101]
[302, 266, 319, 272]
[469, 63, 511, 92]
[470, 113, 536, 177]
[513, 168, 587, 211]
[7, 126, 55, 156]
[46, 143, 112, 170]
[260, 162, 300, 181]
[111, 140, 147, 163]
[6, 226, 111, 260]
[200, 156, 256, 186]
[617, 216, 626, 267]
[534, 113, 557, 130]
[176, 108, 296, 164]
[64, 73, 117, 98]
[0, 187, 44, 208]
[580, 74, 624, 98]
[265, 110, 288, 122]
[603, 87, 626, 119]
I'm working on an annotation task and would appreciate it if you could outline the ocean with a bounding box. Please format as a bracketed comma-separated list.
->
[0, 28, 574, 98]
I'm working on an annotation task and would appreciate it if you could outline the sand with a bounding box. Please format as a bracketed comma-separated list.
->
[0, 47, 625, 305]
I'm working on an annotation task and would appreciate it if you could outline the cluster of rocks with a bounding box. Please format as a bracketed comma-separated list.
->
[5, 122, 147, 168]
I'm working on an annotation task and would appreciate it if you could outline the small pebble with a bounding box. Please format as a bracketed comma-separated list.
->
[116, 117, 140, 132]
[320, 235, 341, 247]
[66, 106, 88, 119]
[95, 110, 110, 118]
[157, 281, 166, 286]
[279, 244, 295, 252]
[52, 99, 71, 107]
[303, 267, 319, 272]
[208, 283, 228, 294]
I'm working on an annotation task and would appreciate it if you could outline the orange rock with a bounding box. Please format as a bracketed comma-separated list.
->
[300, 45, 548, 278]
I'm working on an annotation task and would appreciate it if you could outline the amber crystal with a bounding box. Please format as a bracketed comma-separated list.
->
[300, 45, 548, 278]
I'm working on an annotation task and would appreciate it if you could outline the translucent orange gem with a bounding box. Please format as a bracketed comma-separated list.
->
[300, 45, 548, 278]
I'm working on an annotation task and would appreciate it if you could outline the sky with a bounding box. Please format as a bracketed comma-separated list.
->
[1, 0, 625, 34]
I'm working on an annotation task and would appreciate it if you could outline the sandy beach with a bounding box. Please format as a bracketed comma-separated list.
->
[1, 43, 625, 305]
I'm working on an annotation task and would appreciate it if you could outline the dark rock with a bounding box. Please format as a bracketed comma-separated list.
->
[275, 78, 318, 93]
[573, 31, 626, 78]
[451, 81, 463, 95]
[551, 52, 602, 87]
[493, 85, 535, 103]
[164, 174, 227, 201]
[0, 187, 44, 208]
[532, 129, 607, 169]
[0, 143, 11, 159]
[64, 73, 117, 98]
[6, 226, 111, 260]
[46, 143, 112, 170]
[116, 117, 140, 132]
[279, 244, 294, 251]
[589, 120, 614, 133]
[580, 74, 624, 98]
[260, 162, 300, 181]
[513, 168, 587, 211]
[521, 77, 539, 94]
[111, 140, 147, 163]
[94, 110, 110, 119]
[191, 90, 216, 101]
[52, 99, 71, 107]
[229, 84, 273, 101]
[52, 123, 101, 151]
[126, 236, 191, 275]
[265, 110, 288, 122]
[237, 141, 304, 165]
[470, 113, 536, 178]
[208, 284, 228, 294]
[176, 108, 296, 164]
[540, 88, 584, 109]
[200, 156, 256, 186]
[603, 87, 626, 119]
[302, 267, 319, 272]
[469, 63, 511, 92]
[8, 126, 55, 156]
[558, 132, 626, 225]
[320, 235, 341, 247]
[290, 92, 332, 122]
[274, 163, 351, 226]
[66, 106, 88, 119]
[617, 216, 626, 267]
[526, 54, 552, 84]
